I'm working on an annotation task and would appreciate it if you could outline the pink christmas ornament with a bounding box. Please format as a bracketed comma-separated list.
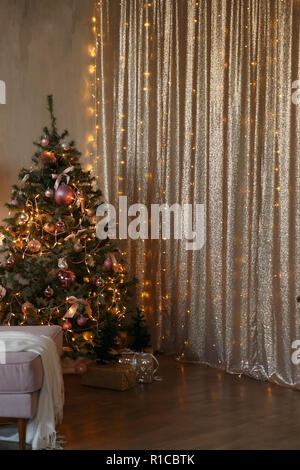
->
[77, 316, 87, 327]
[6, 257, 15, 267]
[54, 184, 75, 206]
[57, 270, 76, 289]
[103, 258, 113, 270]
[75, 362, 88, 376]
[44, 286, 54, 298]
[62, 320, 72, 331]
[28, 239, 41, 253]
[21, 301, 34, 315]
[41, 136, 49, 147]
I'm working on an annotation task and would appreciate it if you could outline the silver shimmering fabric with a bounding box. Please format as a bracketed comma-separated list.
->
[95, 0, 300, 387]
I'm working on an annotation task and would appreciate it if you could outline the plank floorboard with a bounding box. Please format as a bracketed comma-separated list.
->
[1, 356, 299, 450]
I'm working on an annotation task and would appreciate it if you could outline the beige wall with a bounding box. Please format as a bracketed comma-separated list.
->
[0, 0, 94, 221]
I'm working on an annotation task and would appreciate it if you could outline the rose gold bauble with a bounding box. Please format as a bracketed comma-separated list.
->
[21, 301, 34, 315]
[18, 212, 29, 224]
[96, 277, 105, 287]
[85, 207, 96, 217]
[103, 258, 113, 270]
[41, 136, 49, 147]
[57, 270, 76, 289]
[77, 316, 87, 327]
[62, 320, 72, 331]
[55, 220, 65, 232]
[38, 151, 57, 166]
[28, 239, 41, 253]
[54, 184, 75, 206]
[44, 223, 55, 234]
[73, 241, 83, 253]
[6, 257, 15, 267]
[75, 363, 88, 376]
[45, 188, 54, 198]
[61, 141, 69, 150]
[44, 286, 54, 298]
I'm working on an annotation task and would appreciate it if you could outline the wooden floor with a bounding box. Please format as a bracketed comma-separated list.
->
[60, 356, 300, 450]
[1, 356, 300, 450]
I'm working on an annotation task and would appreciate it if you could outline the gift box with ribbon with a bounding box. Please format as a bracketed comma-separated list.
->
[82, 362, 137, 391]
[118, 350, 160, 384]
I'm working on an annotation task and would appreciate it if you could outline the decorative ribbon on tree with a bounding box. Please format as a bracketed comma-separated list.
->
[64, 296, 93, 321]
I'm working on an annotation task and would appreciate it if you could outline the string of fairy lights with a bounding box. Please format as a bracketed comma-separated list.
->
[87, 1, 205, 359]
[88, 0, 289, 361]
[88, 1, 173, 355]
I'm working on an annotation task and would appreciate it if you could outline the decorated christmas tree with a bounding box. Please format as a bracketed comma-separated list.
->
[0, 96, 136, 361]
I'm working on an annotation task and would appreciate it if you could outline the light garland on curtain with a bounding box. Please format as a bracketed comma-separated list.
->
[92, 0, 300, 388]
[86, 5, 100, 184]
[91, 0, 173, 354]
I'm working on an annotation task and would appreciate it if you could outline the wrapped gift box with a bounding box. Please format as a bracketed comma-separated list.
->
[82, 362, 136, 391]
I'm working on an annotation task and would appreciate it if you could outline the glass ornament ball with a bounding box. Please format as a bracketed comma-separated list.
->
[43, 222, 55, 234]
[11, 199, 19, 207]
[45, 188, 54, 198]
[62, 320, 72, 331]
[55, 220, 65, 232]
[73, 241, 83, 253]
[41, 136, 49, 147]
[74, 363, 88, 376]
[57, 269, 76, 289]
[44, 286, 54, 298]
[103, 258, 113, 270]
[77, 316, 87, 327]
[61, 141, 69, 150]
[96, 277, 105, 288]
[21, 301, 34, 315]
[85, 207, 96, 217]
[6, 257, 15, 267]
[28, 239, 42, 253]
[19, 212, 29, 224]
[54, 184, 75, 206]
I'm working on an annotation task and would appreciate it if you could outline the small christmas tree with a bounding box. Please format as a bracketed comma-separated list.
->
[129, 308, 151, 352]
[0, 96, 136, 360]
[93, 312, 121, 363]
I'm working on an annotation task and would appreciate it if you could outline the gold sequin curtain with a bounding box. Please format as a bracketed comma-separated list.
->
[94, 0, 300, 387]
